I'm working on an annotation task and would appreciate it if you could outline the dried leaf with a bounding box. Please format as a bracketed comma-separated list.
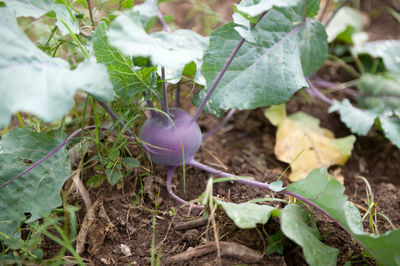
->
[266, 107, 355, 182]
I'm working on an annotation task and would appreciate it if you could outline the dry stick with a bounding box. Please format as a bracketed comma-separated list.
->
[187, 159, 373, 256]
[86, 0, 95, 28]
[324, 0, 352, 27]
[175, 218, 207, 231]
[76, 195, 104, 254]
[72, 168, 93, 209]
[164, 241, 263, 264]
[175, 84, 181, 108]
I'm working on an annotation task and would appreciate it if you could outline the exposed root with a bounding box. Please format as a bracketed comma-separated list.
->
[163, 241, 263, 264]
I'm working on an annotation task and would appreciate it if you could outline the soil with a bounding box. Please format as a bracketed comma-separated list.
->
[39, 0, 400, 265]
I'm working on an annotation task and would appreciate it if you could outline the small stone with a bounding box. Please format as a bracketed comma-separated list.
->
[120, 244, 132, 257]
[100, 258, 111, 265]
[112, 245, 123, 255]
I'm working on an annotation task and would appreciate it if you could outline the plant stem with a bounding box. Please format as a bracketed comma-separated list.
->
[324, 0, 351, 27]
[318, 0, 331, 21]
[0, 126, 104, 190]
[306, 77, 333, 105]
[157, 10, 172, 34]
[98, 101, 134, 136]
[166, 166, 203, 210]
[202, 109, 236, 140]
[86, 0, 95, 28]
[175, 85, 181, 108]
[161, 67, 170, 116]
[187, 159, 371, 254]
[190, 37, 245, 123]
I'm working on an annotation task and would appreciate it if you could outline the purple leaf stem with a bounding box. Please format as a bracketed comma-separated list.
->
[313, 77, 359, 98]
[175, 85, 180, 108]
[191, 13, 305, 124]
[166, 166, 203, 210]
[324, 0, 351, 27]
[98, 101, 134, 136]
[157, 10, 172, 34]
[188, 159, 370, 253]
[306, 77, 333, 105]
[161, 67, 170, 116]
[0, 126, 104, 190]
[202, 109, 236, 140]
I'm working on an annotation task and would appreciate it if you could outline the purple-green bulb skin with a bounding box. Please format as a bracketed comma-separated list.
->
[140, 108, 202, 166]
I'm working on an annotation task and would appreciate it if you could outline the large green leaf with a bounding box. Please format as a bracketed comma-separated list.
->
[286, 168, 400, 266]
[281, 204, 339, 266]
[93, 21, 157, 98]
[352, 40, 400, 72]
[107, 10, 209, 73]
[217, 200, 279, 229]
[0, 9, 113, 128]
[0, 128, 71, 238]
[194, 6, 327, 116]
[2, 0, 79, 35]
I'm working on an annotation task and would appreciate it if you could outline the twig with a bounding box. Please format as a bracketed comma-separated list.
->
[175, 85, 180, 108]
[72, 168, 92, 209]
[163, 241, 263, 264]
[175, 218, 207, 231]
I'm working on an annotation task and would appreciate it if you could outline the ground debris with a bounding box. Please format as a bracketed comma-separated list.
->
[163, 241, 263, 264]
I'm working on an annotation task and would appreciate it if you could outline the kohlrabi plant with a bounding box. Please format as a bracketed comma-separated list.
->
[1, 0, 400, 265]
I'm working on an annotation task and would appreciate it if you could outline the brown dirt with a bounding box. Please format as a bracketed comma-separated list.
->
[38, 0, 400, 265]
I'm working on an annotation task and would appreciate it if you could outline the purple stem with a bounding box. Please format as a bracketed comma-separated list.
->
[0, 126, 103, 190]
[202, 109, 236, 140]
[191, 13, 305, 124]
[187, 159, 370, 253]
[313, 77, 359, 98]
[98, 101, 134, 136]
[157, 10, 172, 34]
[166, 166, 203, 210]
[161, 67, 170, 116]
[175, 85, 180, 108]
[306, 77, 334, 105]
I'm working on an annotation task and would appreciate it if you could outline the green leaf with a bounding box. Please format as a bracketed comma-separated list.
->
[379, 115, 400, 148]
[194, 7, 327, 116]
[0, 9, 113, 127]
[0, 128, 71, 238]
[266, 230, 285, 255]
[3, 0, 79, 35]
[269, 181, 284, 192]
[235, 0, 302, 17]
[286, 168, 400, 266]
[325, 7, 363, 43]
[106, 169, 123, 185]
[123, 157, 140, 169]
[305, 0, 321, 18]
[329, 99, 376, 136]
[352, 40, 400, 72]
[217, 200, 279, 229]
[357, 73, 400, 111]
[107, 10, 209, 73]
[281, 204, 339, 266]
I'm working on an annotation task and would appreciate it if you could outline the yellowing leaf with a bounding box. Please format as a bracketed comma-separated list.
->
[268, 110, 355, 182]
